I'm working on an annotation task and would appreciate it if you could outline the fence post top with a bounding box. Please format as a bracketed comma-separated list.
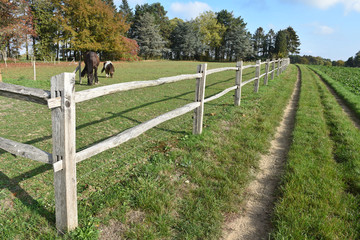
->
[256, 60, 261, 64]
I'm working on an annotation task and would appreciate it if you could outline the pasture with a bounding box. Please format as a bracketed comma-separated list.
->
[1, 60, 296, 239]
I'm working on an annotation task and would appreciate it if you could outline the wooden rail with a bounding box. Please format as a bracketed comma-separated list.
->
[0, 136, 53, 164]
[0, 82, 51, 105]
[0, 57, 290, 233]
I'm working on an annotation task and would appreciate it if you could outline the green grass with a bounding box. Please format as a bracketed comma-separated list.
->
[308, 65, 360, 119]
[271, 65, 360, 239]
[0, 61, 295, 239]
[309, 65, 360, 95]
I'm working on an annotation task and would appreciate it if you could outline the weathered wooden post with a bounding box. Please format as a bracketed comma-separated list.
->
[254, 60, 261, 93]
[51, 72, 78, 232]
[277, 58, 280, 76]
[271, 59, 275, 80]
[234, 61, 243, 106]
[33, 56, 36, 81]
[78, 51, 82, 84]
[193, 63, 207, 135]
[264, 59, 270, 85]
[0, 68, 2, 82]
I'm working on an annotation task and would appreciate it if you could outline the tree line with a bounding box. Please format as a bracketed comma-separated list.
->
[0, 0, 301, 62]
[290, 50, 360, 68]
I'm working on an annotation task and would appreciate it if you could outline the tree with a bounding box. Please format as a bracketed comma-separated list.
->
[58, 0, 131, 60]
[286, 26, 300, 55]
[274, 30, 288, 58]
[252, 27, 265, 57]
[0, 0, 35, 60]
[119, 0, 133, 24]
[346, 56, 354, 67]
[354, 51, 360, 67]
[31, 0, 58, 60]
[265, 29, 276, 58]
[195, 11, 226, 60]
[135, 12, 167, 59]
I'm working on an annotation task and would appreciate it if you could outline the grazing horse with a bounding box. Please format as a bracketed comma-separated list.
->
[101, 61, 115, 78]
[81, 51, 100, 85]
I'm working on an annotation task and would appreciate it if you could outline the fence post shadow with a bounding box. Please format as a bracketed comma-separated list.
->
[0, 164, 55, 226]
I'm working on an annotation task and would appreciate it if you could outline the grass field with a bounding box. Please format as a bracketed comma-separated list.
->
[0, 60, 296, 239]
[271, 65, 360, 239]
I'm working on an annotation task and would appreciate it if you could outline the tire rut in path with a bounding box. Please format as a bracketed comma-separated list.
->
[314, 71, 360, 130]
[221, 67, 301, 240]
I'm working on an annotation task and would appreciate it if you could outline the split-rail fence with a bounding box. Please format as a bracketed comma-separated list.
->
[0, 58, 290, 232]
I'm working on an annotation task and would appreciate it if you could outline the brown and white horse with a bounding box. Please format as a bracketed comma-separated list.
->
[101, 61, 115, 78]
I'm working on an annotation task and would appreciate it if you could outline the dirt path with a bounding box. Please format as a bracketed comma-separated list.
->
[221, 68, 301, 240]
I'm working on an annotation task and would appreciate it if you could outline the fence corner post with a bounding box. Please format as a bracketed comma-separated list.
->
[234, 61, 243, 106]
[193, 63, 207, 135]
[264, 59, 270, 85]
[51, 72, 78, 233]
[254, 60, 261, 93]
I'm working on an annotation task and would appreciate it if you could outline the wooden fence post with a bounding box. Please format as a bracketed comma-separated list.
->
[277, 58, 280, 76]
[234, 61, 243, 106]
[193, 64, 207, 135]
[264, 59, 270, 85]
[254, 60, 261, 93]
[78, 51, 82, 84]
[51, 72, 78, 233]
[0, 68, 2, 82]
[33, 57, 36, 81]
[271, 59, 275, 80]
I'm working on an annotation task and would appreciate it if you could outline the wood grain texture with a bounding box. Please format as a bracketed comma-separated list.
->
[0, 82, 50, 105]
[193, 64, 207, 135]
[234, 61, 243, 106]
[0, 136, 52, 164]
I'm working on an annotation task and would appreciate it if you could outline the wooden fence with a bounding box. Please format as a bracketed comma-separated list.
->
[0, 58, 290, 232]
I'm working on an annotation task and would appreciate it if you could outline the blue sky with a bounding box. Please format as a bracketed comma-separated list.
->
[114, 0, 360, 61]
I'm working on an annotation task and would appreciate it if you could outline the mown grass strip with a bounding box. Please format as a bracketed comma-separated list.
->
[308, 65, 360, 119]
[271, 65, 360, 239]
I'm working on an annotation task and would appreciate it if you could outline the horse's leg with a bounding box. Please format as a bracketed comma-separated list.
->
[94, 67, 99, 84]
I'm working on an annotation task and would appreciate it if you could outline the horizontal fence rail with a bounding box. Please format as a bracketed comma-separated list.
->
[0, 136, 53, 164]
[0, 82, 51, 105]
[0, 57, 290, 233]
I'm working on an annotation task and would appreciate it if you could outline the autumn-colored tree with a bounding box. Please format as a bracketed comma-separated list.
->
[58, 0, 130, 59]
[0, 0, 35, 60]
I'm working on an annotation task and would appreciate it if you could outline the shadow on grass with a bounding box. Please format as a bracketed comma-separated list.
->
[0, 164, 55, 225]
[0, 75, 236, 227]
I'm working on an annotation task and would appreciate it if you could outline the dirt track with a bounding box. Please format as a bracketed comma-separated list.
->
[221, 68, 301, 240]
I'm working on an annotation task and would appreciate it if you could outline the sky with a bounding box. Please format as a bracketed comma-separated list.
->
[114, 0, 360, 61]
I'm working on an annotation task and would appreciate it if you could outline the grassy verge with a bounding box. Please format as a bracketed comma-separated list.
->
[0, 61, 296, 239]
[308, 65, 360, 118]
[271, 65, 360, 239]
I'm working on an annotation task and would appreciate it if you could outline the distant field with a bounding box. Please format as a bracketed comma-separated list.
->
[309, 65, 360, 119]
[310, 65, 360, 95]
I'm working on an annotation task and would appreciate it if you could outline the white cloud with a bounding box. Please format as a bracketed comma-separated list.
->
[343, 0, 360, 13]
[287, 0, 360, 12]
[310, 22, 335, 35]
[170, 1, 212, 20]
